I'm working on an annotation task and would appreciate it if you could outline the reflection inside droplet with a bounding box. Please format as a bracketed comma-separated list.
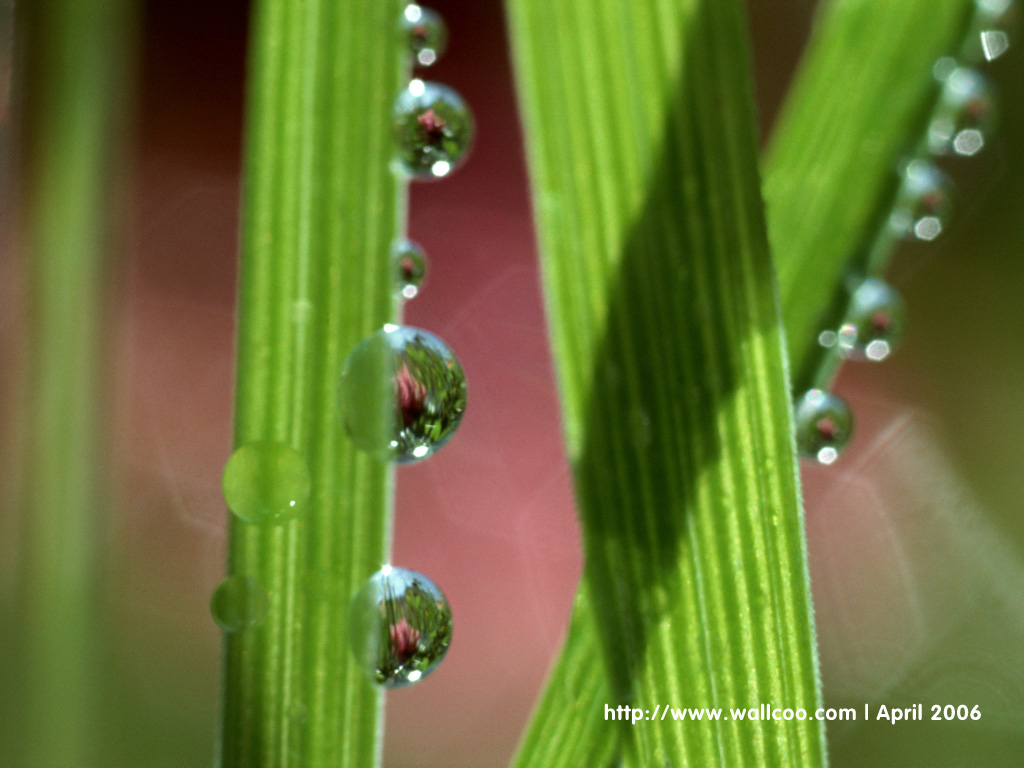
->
[393, 80, 474, 179]
[338, 325, 467, 463]
[794, 388, 854, 464]
[349, 565, 453, 688]
[928, 67, 998, 157]
[837, 279, 907, 362]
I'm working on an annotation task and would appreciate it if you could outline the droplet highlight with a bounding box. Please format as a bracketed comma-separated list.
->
[222, 441, 310, 525]
[211, 575, 268, 632]
[969, 0, 1016, 61]
[394, 80, 474, 179]
[794, 389, 854, 465]
[889, 160, 955, 242]
[400, 5, 448, 67]
[392, 238, 427, 299]
[338, 325, 467, 463]
[837, 279, 907, 362]
[349, 565, 453, 688]
[928, 67, 998, 157]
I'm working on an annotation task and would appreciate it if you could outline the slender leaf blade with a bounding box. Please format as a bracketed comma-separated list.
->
[220, 1, 405, 766]
[507, 0, 824, 765]
[509, 1, 980, 765]
[765, 0, 974, 388]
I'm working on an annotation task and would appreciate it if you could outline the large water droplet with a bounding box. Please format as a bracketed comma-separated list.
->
[222, 441, 310, 524]
[392, 238, 427, 299]
[349, 565, 453, 688]
[837, 279, 907, 362]
[338, 325, 467, 463]
[211, 575, 268, 632]
[400, 5, 448, 67]
[928, 67, 998, 157]
[889, 160, 955, 242]
[794, 389, 854, 465]
[393, 80, 474, 179]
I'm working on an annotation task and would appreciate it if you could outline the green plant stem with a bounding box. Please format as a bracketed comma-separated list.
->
[12, 0, 133, 765]
[220, 1, 405, 766]
[507, 0, 824, 765]
[509, 1, 979, 765]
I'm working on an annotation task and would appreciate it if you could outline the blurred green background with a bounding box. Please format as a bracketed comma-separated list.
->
[1, 0, 1023, 766]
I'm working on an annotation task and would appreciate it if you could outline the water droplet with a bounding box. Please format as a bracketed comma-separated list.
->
[837, 279, 907, 362]
[928, 68, 998, 157]
[338, 325, 467, 463]
[400, 5, 448, 67]
[393, 80, 474, 179]
[889, 160, 956, 242]
[969, 0, 1016, 61]
[222, 441, 310, 524]
[818, 330, 838, 349]
[794, 389, 853, 465]
[349, 565, 453, 688]
[392, 239, 427, 299]
[211, 575, 268, 631]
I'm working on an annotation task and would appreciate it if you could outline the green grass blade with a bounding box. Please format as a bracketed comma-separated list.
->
[509, 1, 981, 765]
[765, 0, 974, 389]
[10, 0, 134, 765]
[219, 1, 405, 766]
[506, 0, 824, 765]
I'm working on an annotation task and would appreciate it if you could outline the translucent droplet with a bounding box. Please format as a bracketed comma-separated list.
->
[400, 5, 448, 67]
[222, 441, 310, 524]
[338, 325, 467, 463]
[392, 239, 427, 299]
[928, 68, 998, 157]
[837, 279, 907, 362]
[889, 160, 955, 242]
[794, 389, 854, 465]
[393, 80, 474, 179]
[349, 565, 453, 688]
[818, 330, 838, 349]
[211, 575, 268, 632]
[968, 0, 1016, 61]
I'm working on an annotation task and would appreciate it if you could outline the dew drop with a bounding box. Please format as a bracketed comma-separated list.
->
[837, 279, 907, 362]
[794, 389, 853, 465]
[222, 441, 310, 525]
[969, 0, 1017, 62]
[338, 325, 467, 463]
[392, 238, 427, 299]
[889, 160, 955, 242]
[928, 67, 998, 157]
[349, 565, 453, 688]
[393, 80, 474, 179]
[400, 5, 448, 67]
[211, 575, 268, 632]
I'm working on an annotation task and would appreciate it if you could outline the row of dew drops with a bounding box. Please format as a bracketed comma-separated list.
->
[212, 6, 470, 689]
[795, 0, 1015, 466]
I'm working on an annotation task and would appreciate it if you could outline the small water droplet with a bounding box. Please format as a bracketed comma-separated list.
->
[338, 325, 467, 463]
[392, 239, 427, 299]
[349, 565, 453, 688]
[837, 279, 907, 362]
[928, 67, 998, 157]
[400, 5, 448, 67]
[222, 441, 310, 524]
[794, 389, 853, 465]
[211, 575, 268, 631]
[969, 0, 1017, 61]
[889, 160, 955, 242]
[818, 330, 838, 349]
[393, 80, 474, 179]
